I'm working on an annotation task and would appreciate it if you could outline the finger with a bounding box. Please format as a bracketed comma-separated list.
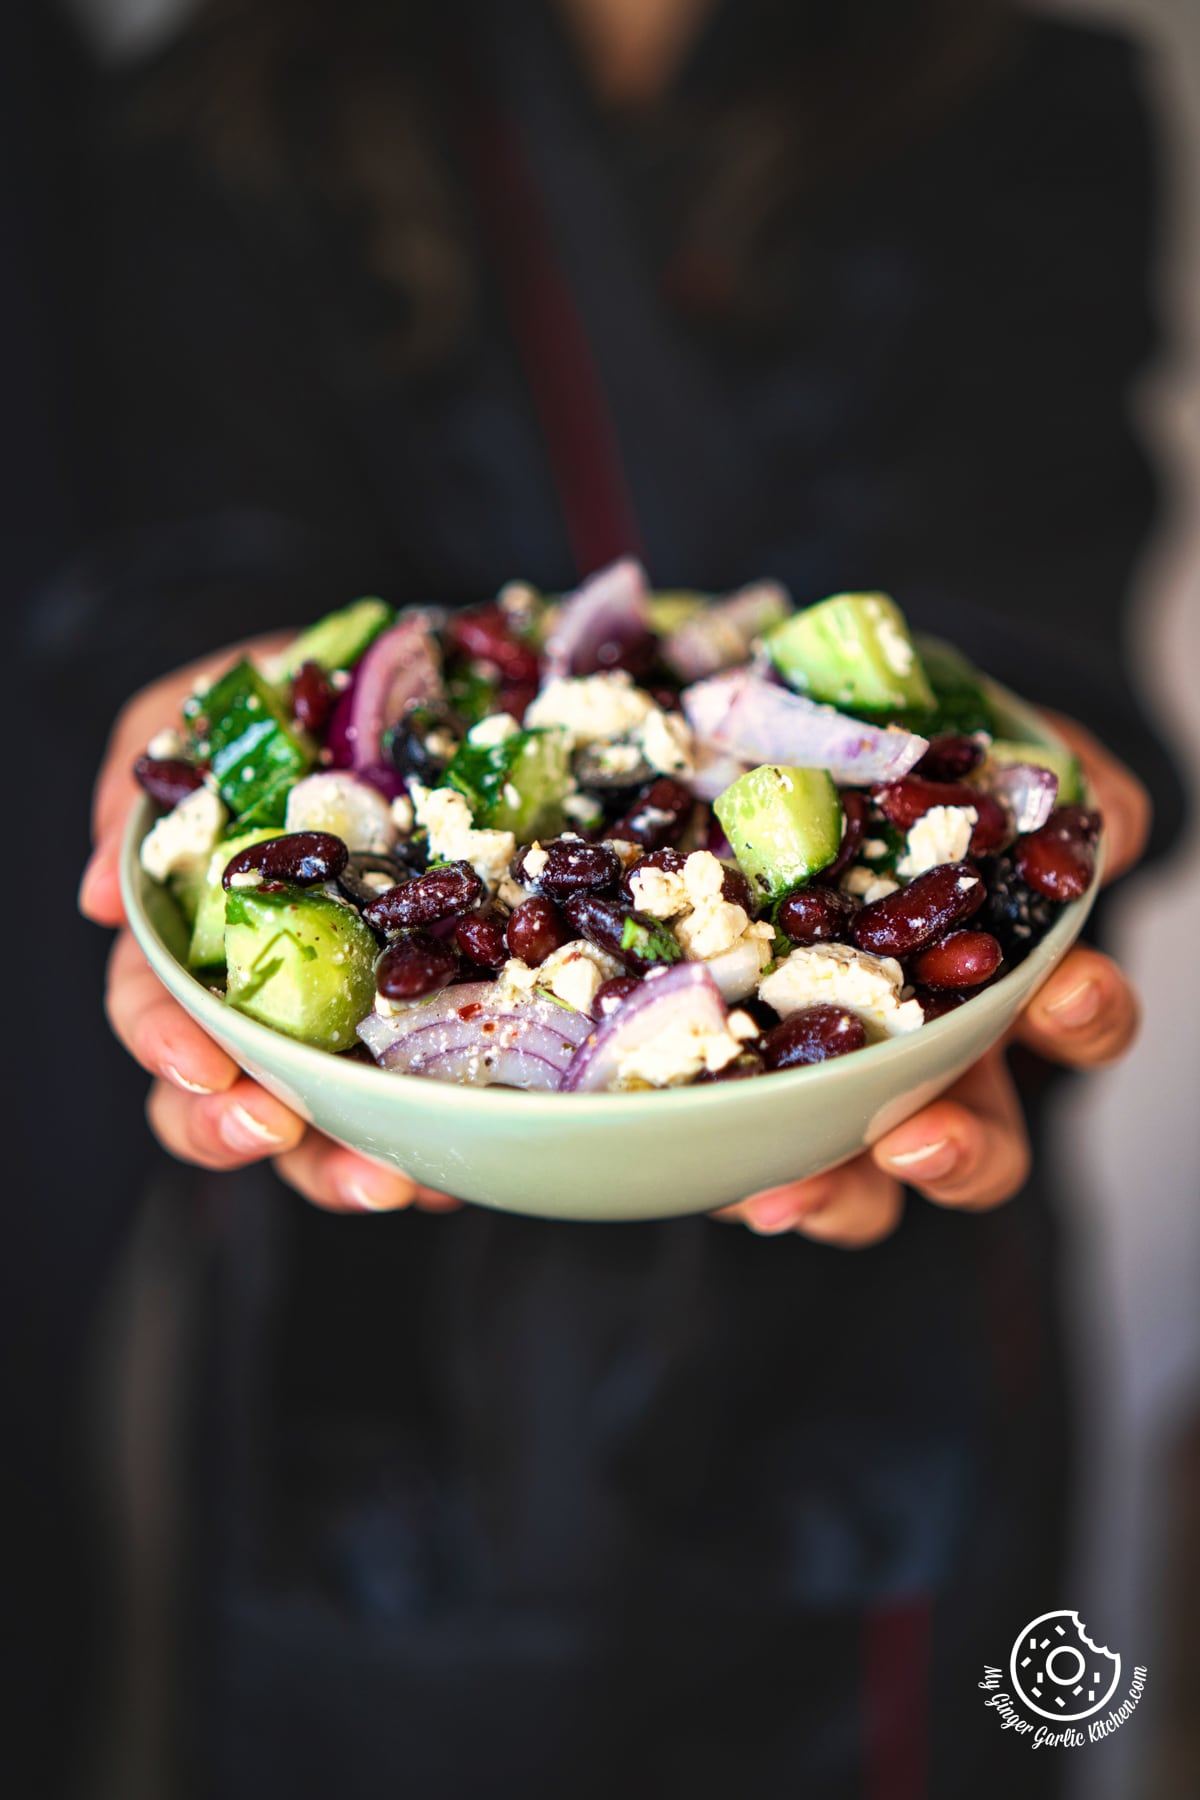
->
[272, 1135, 436, 1214]
[1037, 709, 1151, 883]
[722, 1156, 905, 1248]
[1014, 944, 1141, 1069]
[104, 931, 240, 1094]
[873, 1048, 1029, 1210]
[146, 1075, 307, 1170]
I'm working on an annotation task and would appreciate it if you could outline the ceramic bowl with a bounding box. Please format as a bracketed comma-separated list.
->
[121, 686, 1098, 1222]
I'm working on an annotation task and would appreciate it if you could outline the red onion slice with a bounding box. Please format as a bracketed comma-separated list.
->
[682, 670, 928, 786]
[662, 580, 791, 682]
[690, 741, 752, 803]
[357, 982, 594, 1089]
[977, 762, 1058, 835]
[541, 558, 651, 683]
[343, 613, 441, 770]
[561, 962, 731, 1092]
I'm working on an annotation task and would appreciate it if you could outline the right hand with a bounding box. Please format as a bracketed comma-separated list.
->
[80, 641, 460, 1215]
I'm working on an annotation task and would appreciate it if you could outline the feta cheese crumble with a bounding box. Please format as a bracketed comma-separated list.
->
[146, 728, 186, 760]
[411, 783, 515, 894]
[895, 805, 977, 880]
[759, 943, 925, 1037]
[285, 771, 397, 853]
[467, 712, 521, 749]
[139, 787, 228, 883]
[613, 1011, 745, 1089]
[524, 670, 693, 776]
[537, 940, 623, 1012]
[842, 866, 900, 904]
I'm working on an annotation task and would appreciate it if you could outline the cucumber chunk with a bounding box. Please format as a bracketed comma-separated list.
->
[224, 884, 378, 1053]
[986, 739, 1082, 805]
[714, 765, 843, 900]
[277, 597, 394, 677]
[188, 828, 283, 968]
[443, 728, 570, 838]
[767, 593, 934, 714]
[186, 660, 313, 827]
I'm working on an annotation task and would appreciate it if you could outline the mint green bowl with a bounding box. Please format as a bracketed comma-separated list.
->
[121, 687, 1099, 1222]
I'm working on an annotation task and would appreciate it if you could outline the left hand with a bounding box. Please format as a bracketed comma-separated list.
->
[714, 713, 1150, 1244]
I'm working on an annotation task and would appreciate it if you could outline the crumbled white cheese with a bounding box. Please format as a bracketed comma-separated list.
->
[537, 940, 623, 1013]
[673, 851, 751, 959]
[728, 1010, 760, 1041]
[495, 957, 541, 1002]
[759, 943, 924, 1037]
[523, 842, 550, 881]
[895, 805, 977, 881]
[391, 794, 414, 836]
[629, 862, 690, 920]
[467, 711, 521, 748]
[562, 788, 605, 828]
[861, 838, 889, 860]
[842, 866, 901, 904]
[497, 874, 529, 911]
[614, 1012, 744, 1089]
[590, 742, 644, 777]
[227, 869, 263, 889]
[410, 782, 516, 894]
[285, 771, 398, 854]
[704, 929, 775, 1002]
[604, 838, 644, 870]
[146, 728, 185, 760]
[524, 670, 654, 748]
[634, 707, 693, 777]
[139, 787, 228, 883]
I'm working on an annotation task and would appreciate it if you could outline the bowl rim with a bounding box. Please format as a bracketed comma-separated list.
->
[121, 681, 1101, 1117]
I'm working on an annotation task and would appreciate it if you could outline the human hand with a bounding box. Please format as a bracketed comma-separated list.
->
[715, 714, 1150, 1244]
[80, 642, 459, 1215]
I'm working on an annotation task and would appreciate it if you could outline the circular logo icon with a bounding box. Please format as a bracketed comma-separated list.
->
[1010, 1611, 1121, 1722]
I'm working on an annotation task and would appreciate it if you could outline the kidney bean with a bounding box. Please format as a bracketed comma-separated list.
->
[506, 896, 570, 966]
[872, 775, 1006, 853]
[718, 864, 757, 915]
[619, 847, 685, 902]
[376, 932, 460, 1001]
[290, 660, 337, 735]
[595, 975, 641, 1017]
[445, 606, 540, 685]
[1014, 806, 1100, 901]
[562, 893, 683, 974]
[913, 734, 984, 782]
[851, 861, 985, 957]
[776, 886, 858, 946]
[911, 929, 1003, 990]
[915, 987, 970, 1022]
[454, 909, 510, 970]
[363, 860, 484, 930]
[610, 777, 692, 849]
[337, 849, 419, 910]
[514, 838, 622, 899]
[498, 679, 538, 721]
[134, 755, 206, 809]
[759, 1005, 867, 1071]
[812, 788, 867, 886]
[222, 831, 349, 890]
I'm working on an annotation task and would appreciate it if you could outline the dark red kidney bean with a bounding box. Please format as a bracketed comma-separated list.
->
[337, 849, 418, 910]
[872, 776, 1007, 853]
[696, 1050, 766, 1084]
[363, 860, 484, 929]
[911, 929, 1003, 990]
[915, 987, 970, 1022]
[498, 680, 538, 721]
[562, 893, 682, 974]
[914, 734, 984, 781]
[134, 755, 205, 809]
[595, 975, 641, 1017]
[609, 777, 692, 849]
[375, 932, 459, 1001]
[1014, 807, 1099, 901]
[290, 660, 336, 735]
[718, 864, 757, 915]
[454, 909, 509, 969]
[852, 861, 986, 958]
[445, 606, 540, 684]
[506, 896, 570, 966]
[222, 831, 349, 890]
[759, 1005, 867, 1071]
[776, 886, 858, 946]
[812, 788, 866, 886]
[513, 838, 622, 899]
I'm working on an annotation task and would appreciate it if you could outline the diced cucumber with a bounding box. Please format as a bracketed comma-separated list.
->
[276, 597, 394, 677]
[910, 635, 997, 736]
[187, 827, 283, 968]
[169, 860, 208, 929]
[443, 728, 570, 838]
[714, 765, 843, 899]
[767, 593, 935, 715]
[646, 591, 707, 636]
[186, 660, 313, 827]
[986, 739, 1082, 804]
[224, 884, 378, 1053]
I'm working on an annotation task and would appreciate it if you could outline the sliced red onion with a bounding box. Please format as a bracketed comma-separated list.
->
[978, 762, 1058, 835]
[342, 613, 441, 770]
[541, 558, 651, 683]
[561, 962, 730, 1092]
[357, 982, 594, 1090]
[702, 938, 768, 1005]
[356, 761, 407, 801]
[690, 741, 752, 803]
[682, 670, 928, 786]
[662, 580, 792, 682]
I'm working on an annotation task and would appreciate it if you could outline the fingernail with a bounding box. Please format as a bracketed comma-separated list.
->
[163, 1062, 217, 1096]
[220, 1102, 288, 1153]
[1044, 977, 1101, 1029]
[747, 1186, 822, 1234]
[884, 1136, 958, 1180]
[340, 1178, 414, 1214]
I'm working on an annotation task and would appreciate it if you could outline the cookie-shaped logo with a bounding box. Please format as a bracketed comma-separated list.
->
[1010, 1610, 1121, 1722]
